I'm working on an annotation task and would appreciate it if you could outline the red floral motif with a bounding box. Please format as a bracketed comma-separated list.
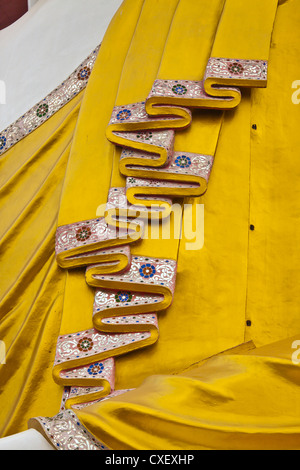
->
[136, 131, 153, 141]
[77, 66, 91, 81]
[77, 337, 94, 352]
[76, 226, 91, 242]
[227, 62, 244, 75]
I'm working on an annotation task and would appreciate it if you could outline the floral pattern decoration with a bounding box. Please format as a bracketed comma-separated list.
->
[77, 337, 94, 352]
[136, 131, 153, 141]
[116, 109, 132, 121]
[75, 226, 92, 242]
[0, 136, 6, 150]
[175, 155, 192, 168]
[115, 292, 133, 303]
[227, 62, 244, 75]
[87, 362, 105, 376]
[36, 103, 49, 118]
[139, 263, 156, 279]
[172, 83, 188, 96]
[77, 66, 91, 81]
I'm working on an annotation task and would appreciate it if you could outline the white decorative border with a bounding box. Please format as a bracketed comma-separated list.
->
[29, 410, 107, 450]
[205, 57, 268, 82]
[0, 45, 100, 156]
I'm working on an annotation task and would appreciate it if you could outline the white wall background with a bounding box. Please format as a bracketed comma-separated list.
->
[0, 0, 123, 130]
[28, 0, 40, 8]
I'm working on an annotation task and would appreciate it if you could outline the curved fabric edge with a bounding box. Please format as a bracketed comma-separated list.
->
[28, 410, 108, 451]
[74, 335, 300, 450]
[0, 45, 101, 157]
[26, 0, 280, 436]
[50, 55, 272, 408]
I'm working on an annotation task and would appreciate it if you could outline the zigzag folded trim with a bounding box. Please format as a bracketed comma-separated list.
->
[51, 57, 267, 411]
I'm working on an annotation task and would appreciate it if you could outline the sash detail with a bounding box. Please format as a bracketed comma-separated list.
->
[27, 0, 280, 449]
[51, 54, 270, 409]
[0, 46, 101, 157]
[205, 58, 268, 83]
[28, 410, 108, 450]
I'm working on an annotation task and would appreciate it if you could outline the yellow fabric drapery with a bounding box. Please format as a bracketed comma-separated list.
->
[43, 0, 278, 411]
[0, 93, 84, 437]
[1, 0, 300, 450]
[75, 335, 300, 450]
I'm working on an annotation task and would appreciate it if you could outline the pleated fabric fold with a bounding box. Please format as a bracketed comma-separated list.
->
[4, 0, 300, 451]
[27, 0, 280, 449]
[72, 335, 300, 450]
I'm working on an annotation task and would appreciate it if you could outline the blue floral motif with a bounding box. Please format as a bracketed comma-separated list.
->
[172, 84, 188, 96]
[0, 136, 7, 150]
[87, 362, 104, 376]
[116, 109, 132, 121]
[115, 292, 132, 303]
[175, 155, 191, 168]
[139, 263, 156, 279]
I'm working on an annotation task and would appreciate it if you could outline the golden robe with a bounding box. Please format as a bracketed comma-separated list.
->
[1, 0, 300, 450]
